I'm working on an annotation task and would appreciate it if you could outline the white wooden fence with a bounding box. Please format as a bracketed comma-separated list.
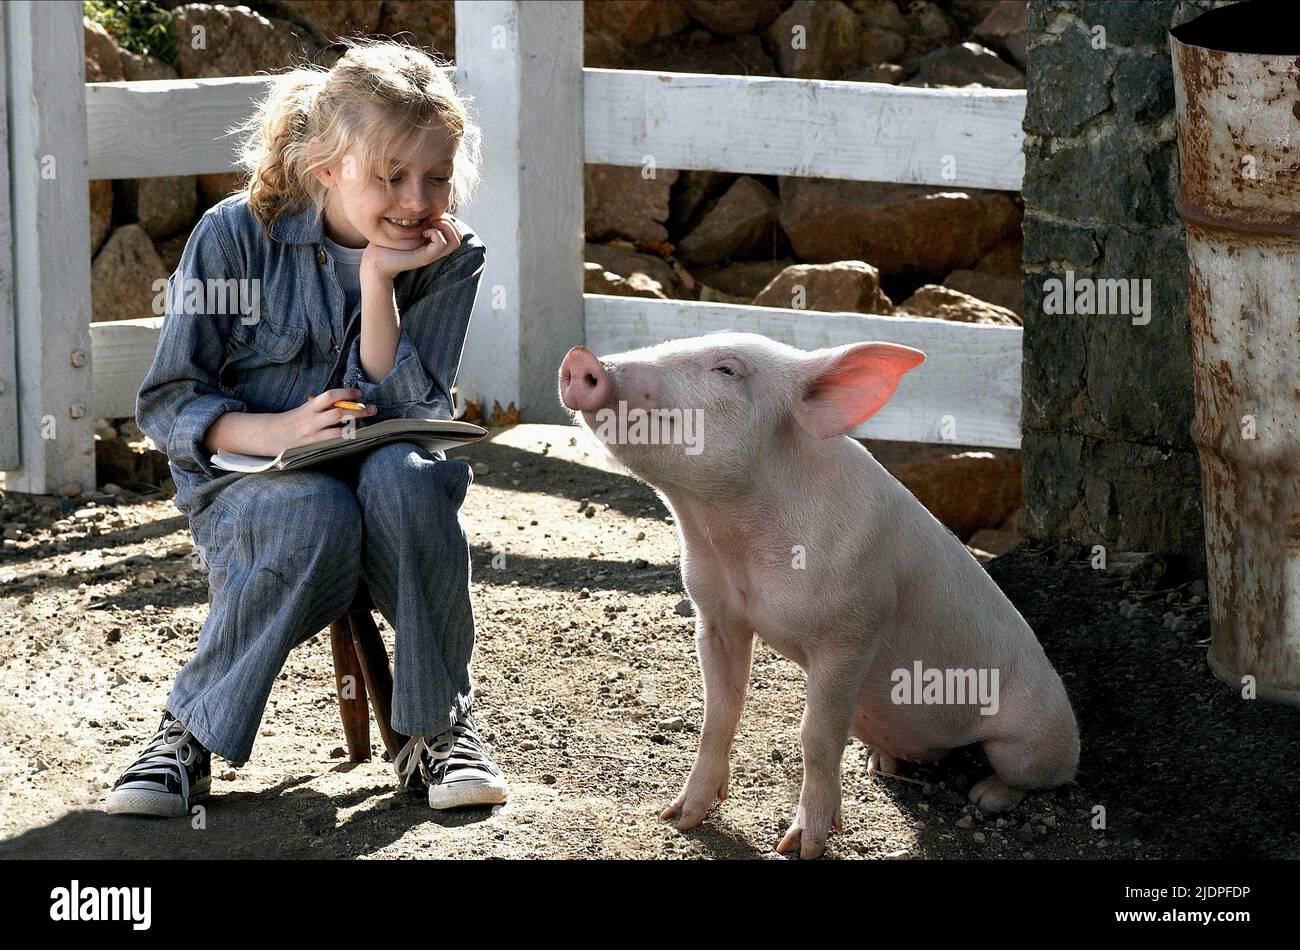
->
[3, 0, 1026, 492]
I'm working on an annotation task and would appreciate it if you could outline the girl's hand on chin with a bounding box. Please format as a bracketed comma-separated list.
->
[361, 216, 463, 280]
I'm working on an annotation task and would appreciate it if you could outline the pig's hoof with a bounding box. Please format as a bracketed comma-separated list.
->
[968, 774, 1025, 814]
[775, 805, 838, 859]
[659, 784, 725, 831]
[776, 824, 826, 860]
[867, 749, 901, 776]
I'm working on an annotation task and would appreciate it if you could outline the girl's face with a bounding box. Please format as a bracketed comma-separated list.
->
[312, 127, 458, 250]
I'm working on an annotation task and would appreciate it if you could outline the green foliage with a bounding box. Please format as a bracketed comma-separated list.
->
[83, 0, 179, 70]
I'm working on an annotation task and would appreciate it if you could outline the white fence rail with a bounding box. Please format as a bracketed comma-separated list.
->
[86, 69, 1026, 190]
[6, 0, 1027, 491]
[586, 296, 1022, 448]
[584, 69, 1025, 190]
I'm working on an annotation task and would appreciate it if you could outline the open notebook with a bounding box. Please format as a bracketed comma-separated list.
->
[211, 417, 488, 474]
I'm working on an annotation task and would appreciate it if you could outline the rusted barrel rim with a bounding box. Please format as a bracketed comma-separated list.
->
[1170, 0, 1300, 55]
[1174, 196, 1300, 237]
[1170, 2, 1300, 235]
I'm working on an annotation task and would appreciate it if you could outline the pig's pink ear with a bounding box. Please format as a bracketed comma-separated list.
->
[794, 342, 926, 439]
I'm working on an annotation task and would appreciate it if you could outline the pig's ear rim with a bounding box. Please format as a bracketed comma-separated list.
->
[794, 341, 927, 440]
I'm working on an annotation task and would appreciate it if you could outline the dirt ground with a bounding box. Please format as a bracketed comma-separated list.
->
[2, 424, 1298, 859]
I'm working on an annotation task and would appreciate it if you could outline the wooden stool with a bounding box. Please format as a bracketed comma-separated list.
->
[328, 580, 408, 762]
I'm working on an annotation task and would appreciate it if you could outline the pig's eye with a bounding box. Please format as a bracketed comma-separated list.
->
[713, 364, 740, 377]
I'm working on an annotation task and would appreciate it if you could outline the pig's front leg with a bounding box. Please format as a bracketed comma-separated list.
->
[776, 655, 862, 859]
[660, 616, 754, 830]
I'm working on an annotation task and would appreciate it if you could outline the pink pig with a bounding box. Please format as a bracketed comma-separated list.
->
[558, 333, 1079, 858]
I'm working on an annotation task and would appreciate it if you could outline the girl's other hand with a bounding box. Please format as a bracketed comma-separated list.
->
[272, 388, 378, 450]
[361, 216, 463, 280]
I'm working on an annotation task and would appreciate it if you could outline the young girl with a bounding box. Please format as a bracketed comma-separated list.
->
[107, 40, 507, 817]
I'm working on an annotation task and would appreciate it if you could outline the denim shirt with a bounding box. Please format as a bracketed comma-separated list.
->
[135, 191, 487, 522]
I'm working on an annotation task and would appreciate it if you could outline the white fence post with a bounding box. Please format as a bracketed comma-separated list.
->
[3, 0, 95, 494]
[0, 2, 19, 470]
[452, 0, 584, 423]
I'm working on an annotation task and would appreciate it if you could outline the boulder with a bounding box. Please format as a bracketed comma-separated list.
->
[779, 177, 1022, 278]
[676, 176, 779, 267]
[847, 1, 908, 33]
[120, 49, 177, 81]
[886, 451, 1022, 540]
[898, 1, 962, 62]
[967, 526, 1021, 558]
[263, 0, 384, 41]
[841, 63, 906, 84]
[89, 180, 113, 257]
[894, 284, 1021, 326]
[941, 269, 1023, 315]
[375, 0, 454, 58]
[585, 1, 692, 47]
[618, 32, 777, 76]
[949, 1, 1003, 30]
[692, 258, 795, 299]
[91, 225, 169, 323]
[753, 261, 892, 313]
[585, 243, 683, 297]
[973, 0, 1028, 69]
[974, 238, 1023, 276]
[118, 176, 197, 240]
[585, 164, 678, 245]
[84, 19, 124, 82]
[585, 29, 628, 69]
[156, 231, 192, 275]
[96, 421, 173, 490]
[906, 41, 1024, 88]
[671, 170, 736, 236]
[685, 0, 789, 35]
[768, 0, 905, 80]
[197, 172, 247, 211]
[173, 4, 307, 79]
[584, 262, 667, 299]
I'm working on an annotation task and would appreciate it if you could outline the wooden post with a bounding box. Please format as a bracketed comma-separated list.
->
[452, 0, 584, 424]
[329, 619, 371, 762]
[2, 0, 94, 493]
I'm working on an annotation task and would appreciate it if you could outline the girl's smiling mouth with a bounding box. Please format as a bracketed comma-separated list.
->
[384, 214, 437, 234]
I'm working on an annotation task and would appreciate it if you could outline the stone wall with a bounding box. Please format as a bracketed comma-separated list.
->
[1020, 0, 1227, 575]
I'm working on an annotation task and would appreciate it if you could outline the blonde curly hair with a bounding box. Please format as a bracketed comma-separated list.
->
[232, 37, 483, 232]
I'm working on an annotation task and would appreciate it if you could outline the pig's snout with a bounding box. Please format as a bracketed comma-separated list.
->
[559, 346, 613, 413]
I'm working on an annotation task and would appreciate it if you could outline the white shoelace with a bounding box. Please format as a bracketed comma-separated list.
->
[394, 735, 436, 788]
[394, 720, 497, 787]
[119, 717, 201, 804]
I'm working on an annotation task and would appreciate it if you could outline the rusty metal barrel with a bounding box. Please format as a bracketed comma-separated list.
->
[1171, 3, 1300, 703]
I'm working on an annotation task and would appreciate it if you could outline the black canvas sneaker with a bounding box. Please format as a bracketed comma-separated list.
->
[393, 715, 508, 809]
[105, 712, 211, 817]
